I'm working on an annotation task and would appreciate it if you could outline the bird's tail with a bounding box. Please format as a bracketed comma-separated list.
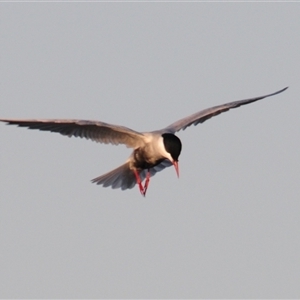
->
[91, 162, 137, 190]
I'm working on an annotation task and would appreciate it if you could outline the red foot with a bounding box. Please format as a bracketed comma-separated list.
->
[143, 171, 151, 196]
[133, 169, 151, 196]
[133, 169, 145, 196]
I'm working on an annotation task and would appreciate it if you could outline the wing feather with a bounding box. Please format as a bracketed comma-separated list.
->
[163, 87, 288, 133]
[0, 119, 145, 148]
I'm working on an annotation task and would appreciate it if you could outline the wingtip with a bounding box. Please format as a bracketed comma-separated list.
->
[280, 86, 289, 93]
[271, 86, 289, 97]
[0, 119, 23, 126]
[0, 119, 11, 124]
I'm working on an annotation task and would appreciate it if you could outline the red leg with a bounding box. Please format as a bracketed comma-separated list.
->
[133, 169, 145, 196]
[143, 170, 151, 196]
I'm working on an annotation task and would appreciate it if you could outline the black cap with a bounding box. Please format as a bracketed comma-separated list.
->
[162, 133, 182, 161]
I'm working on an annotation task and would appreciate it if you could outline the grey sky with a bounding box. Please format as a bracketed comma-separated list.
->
[0, 3, 299, 298]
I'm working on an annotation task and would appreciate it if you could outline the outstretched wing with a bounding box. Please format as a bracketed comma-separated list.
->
[163, 87, 288, 133]
[0, 119, 145, 148]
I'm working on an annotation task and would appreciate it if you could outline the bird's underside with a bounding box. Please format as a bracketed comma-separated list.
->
[0, 86, 288, 196]
[91, 159, 172, 196]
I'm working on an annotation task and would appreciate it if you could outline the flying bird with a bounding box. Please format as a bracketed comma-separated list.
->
[0, 87, 287, 196]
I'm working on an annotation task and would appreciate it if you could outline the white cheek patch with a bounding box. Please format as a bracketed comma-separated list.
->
[165, 152, 173, 162]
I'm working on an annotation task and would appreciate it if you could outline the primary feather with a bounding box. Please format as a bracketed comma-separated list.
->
[0, 119, 145, 148]
[163, 87, 288, 133]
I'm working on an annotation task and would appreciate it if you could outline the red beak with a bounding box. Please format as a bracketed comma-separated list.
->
[173, 161, 179, 178]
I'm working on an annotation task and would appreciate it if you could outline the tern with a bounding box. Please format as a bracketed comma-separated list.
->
[1, 87, 287, 196]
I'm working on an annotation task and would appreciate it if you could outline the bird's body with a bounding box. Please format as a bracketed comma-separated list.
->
[0, 87, 288, 196]
[91, 132, 179, 194]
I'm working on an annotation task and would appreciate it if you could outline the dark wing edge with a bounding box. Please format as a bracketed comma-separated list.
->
[0, 118, 145, 148]
[163, 87, 288, 133]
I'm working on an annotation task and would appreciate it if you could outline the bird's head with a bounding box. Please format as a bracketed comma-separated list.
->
[162, 133, 182, 177]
